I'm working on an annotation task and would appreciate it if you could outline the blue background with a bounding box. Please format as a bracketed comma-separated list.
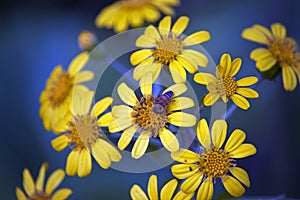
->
[1, 0, 300, 199]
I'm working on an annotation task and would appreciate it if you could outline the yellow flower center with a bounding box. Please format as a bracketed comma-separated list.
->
[49, 71, 73, 108]
[131, 95, 170, 137]
[269, 38, 298, 67]
[31, 191, 49, 200]
[217, 77, 237, 97]
[199, 148, 234, 178]
[153, 34, 184, 65]
[67, 115, 99, 149]
[120, 0, 147, 8]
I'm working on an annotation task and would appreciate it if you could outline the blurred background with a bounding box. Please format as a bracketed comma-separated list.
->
[1, 0, 300, 199]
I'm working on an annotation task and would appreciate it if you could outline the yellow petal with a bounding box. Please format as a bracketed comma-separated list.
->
[68, 52, 89, 77]
[118, 126, 136, 150]
[168, 97, 195, 111]
[163, 84, 187, 97]
[36, 163, 48, 192]
[130, 49, 153, 66]
[229, 58, 241, 77]
[211, 120, 227, 149]
[130, 185, 149, 200]
[203, 93, 219, 106]
[229, 167, 250, 187]
[66, 150, 79, 176]
[160, 179, 178, 200]
[196, 179, 213, 200]
[167, 112, 196, 127]
[173, 190, 194, 200]
[16, 187, 27, 200]
[241, 27, 269, 45]
[136, 35, 156, 47]
[23, 169, 35, 197]
[196, 119, 211, 150]
[108, 117, 133, 133]
[282, 66, 297, 91]
[171, 148, 200, 163]
[147, 175, 158, 200]
[140, 72, 153, 95]
[252, 24, 273, 39]
[98, 112, 114, 126]
[171, 164, 199, 179]
[177, 56, 198, 74]
[133, 59, 156, 80]
[112, 105, 133, 118]
[52, 111, 72, 134]
[92, 139, 111, 169]
[132, 135, 150, 159]
[172, 16, 189, 35]
[250, 48, 273, 61]
[222, 176, 245, 197]
[236, 88, 259, 98]
[76, 71, 94, 83]
[170, 60, 186, 83]
[194, 73, 217, 85]
[181, 172, 203, 194]
[183, 31, 210, 46]
[236, 76, 258, 86]
[143, 5, 160, 22]
[51, 135, 69, 152]
[182, 49, 208, 67]
[113, 13, 128, 33]
[230, 94, 250, 110]
[159, 16, 171, 35]
[224, 129, 246, 153]
[271, 23, 286, 39]
[230, 143, 257, 158]
[45, 169, 65, 194]
[220, 54, 232, 77]
[98, 139, 122, 162]
[91, 97, 113, 117]
[78, 148, 92, 177]
[144, 25, 161, 41]
[160, 128, 179, 152]
[117, 83, 138, 106]
[256, 55, 277, 72]
[52, 189, 73, 200]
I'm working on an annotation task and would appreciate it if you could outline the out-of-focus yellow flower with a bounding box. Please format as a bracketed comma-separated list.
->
[131, 16, 210, 83]
[51, 89, 121, 177]
[16, 162, 72, 200]
[242, 23, 300, 91]
[108, 72, 196, 159]
[171, 119, 257, 200]
[130, 174, 193, 200]
[78, 30, 98, 51]
[194, 54, 259, 110]
[39, 52, 94, 133]
[95, 0, 180, 33]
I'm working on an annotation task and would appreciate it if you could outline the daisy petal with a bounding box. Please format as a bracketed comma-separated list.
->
[177, 56, 198, 74]
[236, 88, 259, 98]
[197, 119, 211, 150]
[168, 97, 195, 111]
[140, 72, 153, 95]
[171, 164, 199, 179]
[76, 71, 94, 83]
[130, 49, 153, 66]
[222, 176, 245, 197]
[253, 24, 273, 39]
[160, 128, 179, 152]
[66, 150, 79, 176]
[112, 105, 134, 118]
[143, 5, 160, 22]
[130, 185, 148, 200]
[51, 135, 69, 152]
[229, 167, 250, 187]
[92, 139, 111, 169]
[45, 169, 65, 194]
[271, 23, 286, 39]
[91, 97, 113, 117]
[133, 58, 155, 80]
[136, 35, 156, 47]
[241, 28, 269, 45]
[159, 16, 171, 35]
[98, 112, 114, 126]
[230, 143, 257, 158]
[118, 126, 136, 150]
[78, 148, 92, 177]
[181, 172, 203, 194]
[36, 163, 48, 192]
[52, 189, 73, 200]
[229, 58, 242, 77]
[117, 83, 138, 106]
[147, 175, 158, 200]
[236, 76, 258, 86]
[172, 16, 189, 35]
[23, 169, 35, 196]
[250, 48, 273, 61]
[16, 187, 27, 200]
[183, 49, 208, 67]
[98, 139, 122, 162]
[160, 179, 178, 200]
[170, 60, 186, 83]
[194, 73, 217, 85]
[68, 52, 89, 77]
[282, 66, 297, 91]
[212, 120, 227, 149]
[183, 31, 210, 46]
[132, 135, 150, 159]
[256, 55, 277, 72]
[144, 25, 161, 41]
[203, 93, 219, 106]
[196, 178, 213, 200]
[224, 129, 246, 153]
[220, 54, 232, 77]
[231, 94, 250, 110]
[109, 117, 133, 133]
[163, 84, 186, 98]
[167, 112, 196, 127]
[172, 190, 194, 200]
[171, 148, 200, 163]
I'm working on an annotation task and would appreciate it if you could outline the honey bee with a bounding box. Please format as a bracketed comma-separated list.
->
[153, 91, 174, 113]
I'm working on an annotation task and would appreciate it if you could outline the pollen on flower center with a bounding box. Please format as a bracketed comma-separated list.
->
[32, 193, 49, 200]
[269, 39, 298, 66]
[49, 71, 73, 108]
[153, 34, 184, 65]
[131, 95, 169, 137]
[67, 115, 99, 149]
[217, 77, 237, 97]
[199, 148, 234, 178]
[121, 0, 147, 8]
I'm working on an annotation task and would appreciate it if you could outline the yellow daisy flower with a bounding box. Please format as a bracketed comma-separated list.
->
[16, 162, 72, 200]
[130, 174, 193, 200]
[78, 30, 98, 51]
[95, 0, 180, 33]
[39, 52, 94, 133]
[242, 23, 300, 91]
[130, 16, 211, 83]
[171, 119, 257, 200]
[109, 72, 196, 159]
[194, 53, 259, 110]
[51, 89, 122, 177]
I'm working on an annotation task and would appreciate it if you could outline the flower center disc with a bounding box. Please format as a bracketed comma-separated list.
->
[68, 115, 99, 149]
[200, 148, 231, 178]
[153, 34, 184, 65]
[49, 72, 73, 107]
[269, 39, 298, 66]
[121, 0, 147, 8]
[32, 192, 50, 200]
[131, 95, 169, 137]
[217, 77, 237, 97]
